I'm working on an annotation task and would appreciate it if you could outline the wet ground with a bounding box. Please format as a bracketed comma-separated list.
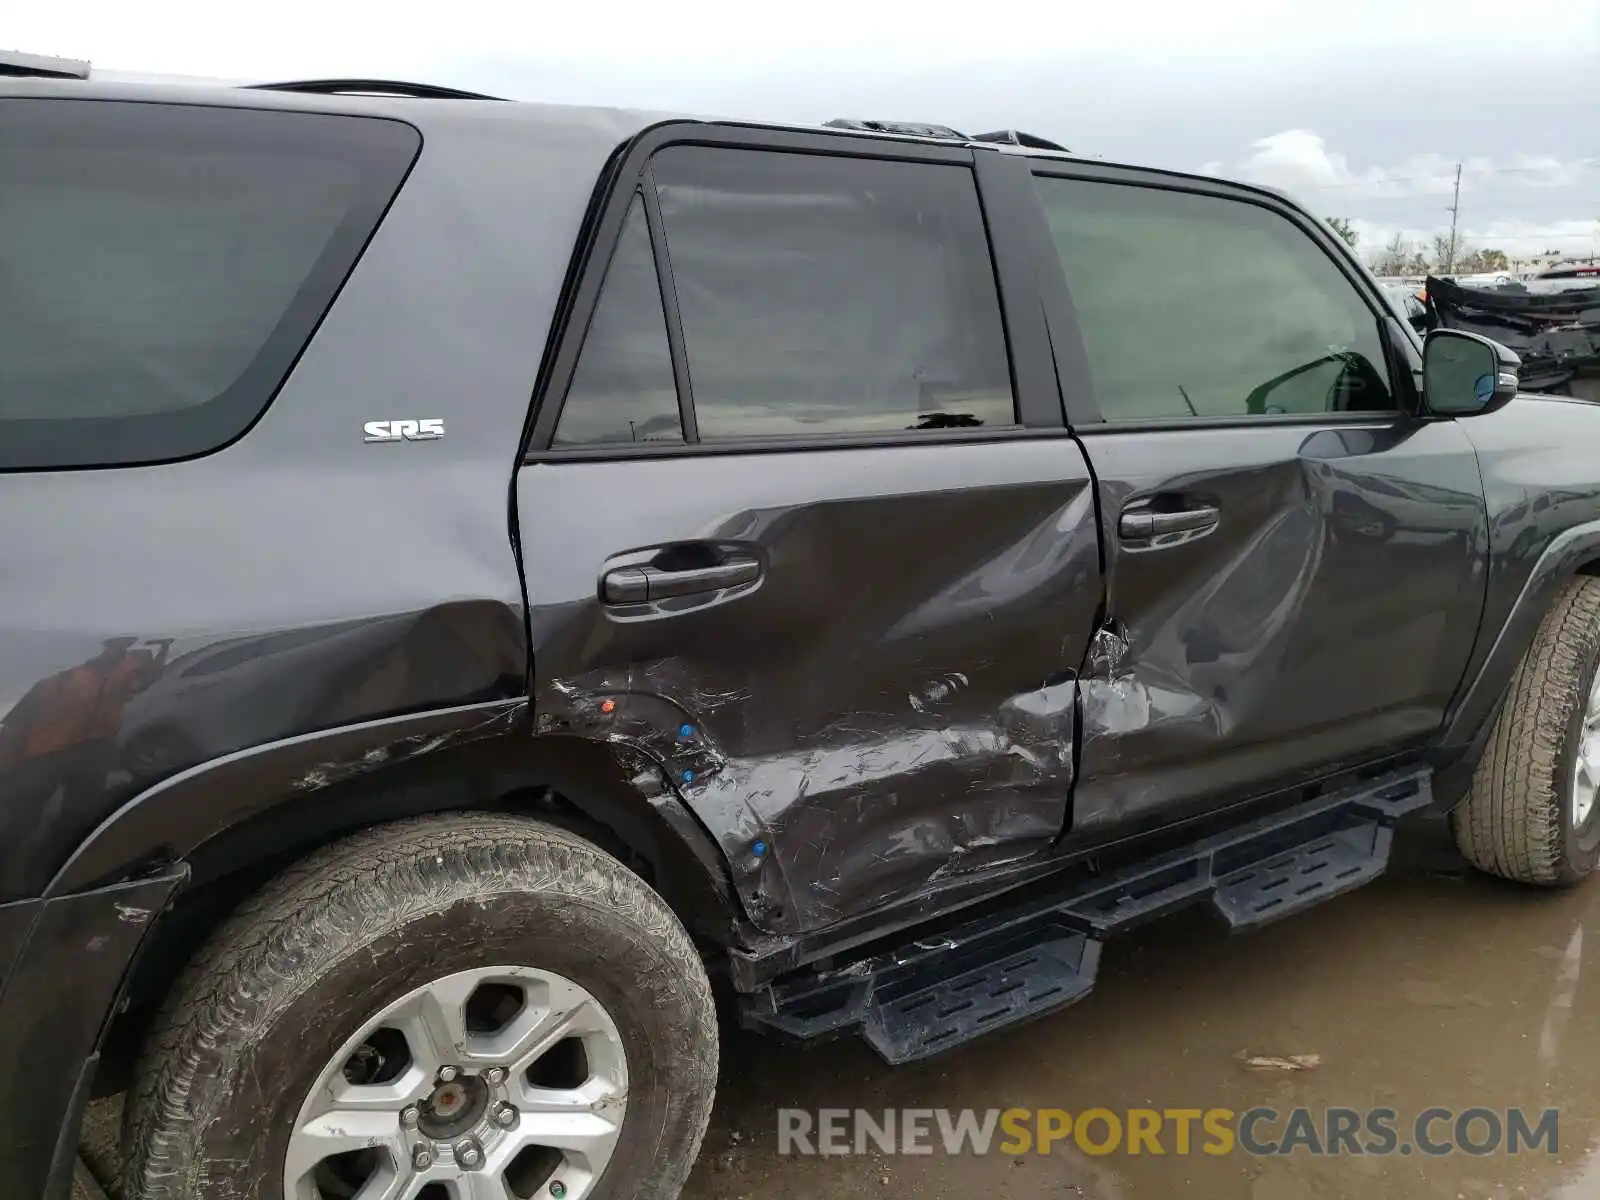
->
[77, 825, 1600, 1200]
[683, 825, 1600, 1200]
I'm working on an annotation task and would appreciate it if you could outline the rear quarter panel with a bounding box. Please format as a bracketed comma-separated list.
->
[0, 95, 650, 903]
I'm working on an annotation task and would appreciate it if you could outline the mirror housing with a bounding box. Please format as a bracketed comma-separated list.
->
[1421, 329, 1521, 417]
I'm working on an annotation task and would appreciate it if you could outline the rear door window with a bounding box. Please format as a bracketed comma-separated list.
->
[650, 146, 1016, 438]
[0, 100, 420, 470]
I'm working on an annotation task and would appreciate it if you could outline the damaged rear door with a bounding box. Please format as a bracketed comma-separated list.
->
[1028, 167, 1489, 835]
[516, 129, 1103, 936]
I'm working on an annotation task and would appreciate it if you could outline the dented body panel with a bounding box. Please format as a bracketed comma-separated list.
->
[519, 441, 1103, 935]
[1073, 419, 1489, 832]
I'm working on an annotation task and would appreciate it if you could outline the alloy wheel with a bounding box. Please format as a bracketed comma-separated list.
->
[285, 965, 628, 1200]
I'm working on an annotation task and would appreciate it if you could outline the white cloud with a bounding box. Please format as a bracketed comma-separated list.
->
[1206, 131, 1598, 260]
[1220, 130, 1597, 202]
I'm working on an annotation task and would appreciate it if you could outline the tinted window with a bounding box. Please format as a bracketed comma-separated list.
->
[0, 100, 419, 470]
[1034, 177, 1394, 421]
[553, 196, 684, 446]
[652, 146, 1015, 437]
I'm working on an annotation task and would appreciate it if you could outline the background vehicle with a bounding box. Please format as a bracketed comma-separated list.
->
[1424, 273, 1600, 394]
[6, 64, 1600, 1200]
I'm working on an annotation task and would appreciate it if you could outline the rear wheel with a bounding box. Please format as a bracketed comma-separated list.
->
[1452, 577, 1600, 884]
[123, 813, 718, 1200]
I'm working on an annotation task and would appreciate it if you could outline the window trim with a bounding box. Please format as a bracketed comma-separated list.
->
[531, 423, 1077, 463]
[1025, 161, 1414, 430]
[524, 122, 1064, 461]
[637, 174, 698, 443]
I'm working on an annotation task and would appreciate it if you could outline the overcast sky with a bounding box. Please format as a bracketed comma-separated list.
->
[13, 0, 1600, 260]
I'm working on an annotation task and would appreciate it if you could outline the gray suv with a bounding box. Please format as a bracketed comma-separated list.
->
[7, 60, 1600, 1200]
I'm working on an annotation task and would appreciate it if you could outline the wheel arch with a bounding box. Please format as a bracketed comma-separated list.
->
[62, 705, 743, 1092]
[55, 700, 738, 928]
[168, 732, 739, 939]
[1437, 518, 1600, 796]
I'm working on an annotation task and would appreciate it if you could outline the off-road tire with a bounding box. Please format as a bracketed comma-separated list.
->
[122, 813, 718, 1199]
[1452, 577, 1600, 884]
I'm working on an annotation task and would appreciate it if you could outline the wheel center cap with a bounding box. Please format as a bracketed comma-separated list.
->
[433, 1082, 469, 1118]
[417, 1074, 489, 1140]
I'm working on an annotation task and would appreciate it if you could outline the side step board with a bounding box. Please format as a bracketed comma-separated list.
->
[741, 767, 1432, 1065]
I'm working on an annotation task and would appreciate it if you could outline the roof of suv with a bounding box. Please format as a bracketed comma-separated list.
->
[0, 73, 672, 137]
[0, 71, 1094, 159]
[0, 71, 1306, 214]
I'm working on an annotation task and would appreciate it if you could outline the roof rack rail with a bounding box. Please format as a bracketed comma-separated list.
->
[246, 78, 506, 101]
[972, 129, 1070, 152]
[823, 118, 969, 141]
[0, 49, 91, 79]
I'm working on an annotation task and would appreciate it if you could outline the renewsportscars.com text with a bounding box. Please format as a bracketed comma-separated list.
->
[777, 1107, 1560, 1158]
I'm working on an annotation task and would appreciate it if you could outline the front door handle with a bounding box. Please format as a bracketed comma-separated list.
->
[601, 558, 761, 604]
[1118, 504, 1221, 542]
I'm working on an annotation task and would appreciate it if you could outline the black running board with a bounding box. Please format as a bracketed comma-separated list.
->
[740, 767, 1431, 1065]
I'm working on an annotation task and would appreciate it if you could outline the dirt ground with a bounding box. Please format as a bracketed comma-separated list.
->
[76, 825, 1600, 1200]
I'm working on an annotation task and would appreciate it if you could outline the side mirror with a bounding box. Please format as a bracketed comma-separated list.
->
[1422, 329, 1521, 417]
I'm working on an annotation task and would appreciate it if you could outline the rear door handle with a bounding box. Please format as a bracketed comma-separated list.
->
[1118, 504, 1221, 542]
[601, 558, 761, 604]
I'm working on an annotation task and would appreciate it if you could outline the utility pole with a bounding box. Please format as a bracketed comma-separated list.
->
[1445, 162, 1462, 274]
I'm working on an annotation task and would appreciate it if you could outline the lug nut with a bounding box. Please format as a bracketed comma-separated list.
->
[484, 1066, 506, 1086]
[455, 1138, 484, 1169]
[437, 1065, 460, 1083]
[412, 1144, 433, 1170]
[494, 1102, 518, 1128]
[400, 1106, 419, 1129]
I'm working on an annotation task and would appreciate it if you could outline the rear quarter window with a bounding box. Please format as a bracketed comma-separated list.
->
[0, 99, 420, 470]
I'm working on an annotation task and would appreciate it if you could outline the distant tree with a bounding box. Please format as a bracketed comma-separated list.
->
[1325, 216, 1359, 249]
[1373, 231, 1412, 275]
[1408, 250, 1431, 276]
[1431, 233, 1461, 273]
[1450, 247, 1510, 275]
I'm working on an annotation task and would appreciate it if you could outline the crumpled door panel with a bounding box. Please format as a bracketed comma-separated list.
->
[517, 440, 1103, 936]
[1075, 420, 1488, 831]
